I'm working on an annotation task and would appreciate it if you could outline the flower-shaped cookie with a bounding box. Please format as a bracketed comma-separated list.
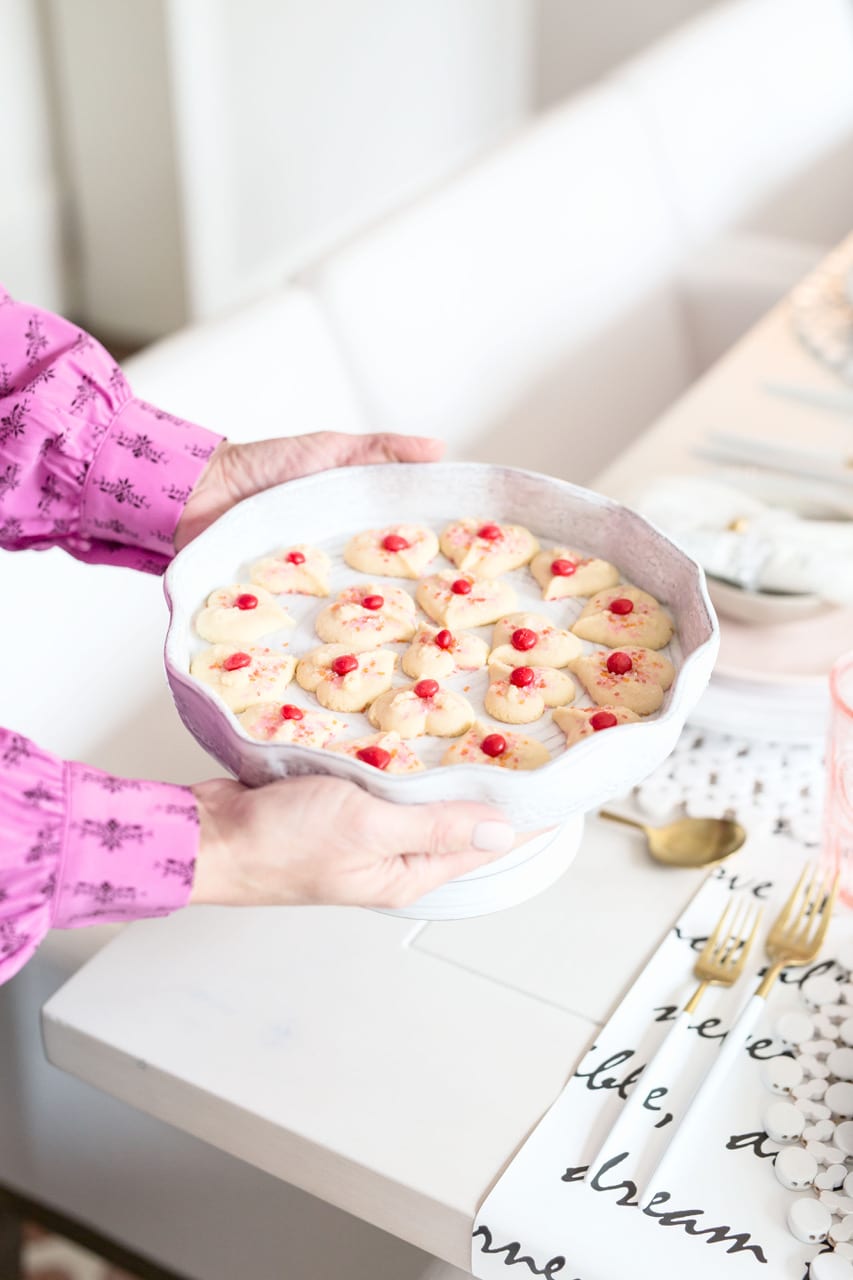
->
[191, 645, 296, 712]
[530, 547, 619, 601]
[194, 584, 293, 644]
[401, 625, 489, 681]
[571, 586, 673, 650]
[238, 702, 348, 746]
[489, 612, 582, 668]
[571, 647, 675, 716]
[344, 524, 439, 579]
[484, 662, 576, 724]
[416, 571, 517, 628]
[442, 722, 550, 770]
[552, 704, 640, 747]
[439, 518, 539, 578]
[315, 583, 416, 651]
[329, 731, 424, 773]
[249, 544, 330, 597]
[295, 644, 396, 712]
[367, 680, 475, 738]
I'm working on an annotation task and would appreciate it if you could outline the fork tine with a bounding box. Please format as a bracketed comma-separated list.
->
[773, 862, 810, 935]
[805, 872, 839, 952]
[737, 903, 763, 968]
[792, 869, 832, 950]
[788, 863, 822, 944]
[718, 898, 749, 968]
[700, 898, 735, 963]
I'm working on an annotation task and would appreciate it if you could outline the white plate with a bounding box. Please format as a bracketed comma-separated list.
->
[164, 463, 718, 915]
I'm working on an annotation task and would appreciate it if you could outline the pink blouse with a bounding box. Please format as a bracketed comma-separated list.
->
[0, 286, 224, 985]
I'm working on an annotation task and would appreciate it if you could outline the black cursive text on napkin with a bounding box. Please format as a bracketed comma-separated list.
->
[711, 867, 774, 900]
[472, 1224, 577, 1278]
[725, 1131, 779, 1161]
[562, 1153, 768, 1263]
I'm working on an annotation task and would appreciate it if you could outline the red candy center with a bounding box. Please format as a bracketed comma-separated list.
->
[332, 654, 359, 676]
[551, 558, 576, 577]
[286, 550, 305, 565]
[510, 666, 535, 688]
[434, 629, 454, 650]
[477, 523, 502, 541]
[590, 710, 618, 731]
[357, 746, 391, 770]
[414, 679, 439, 699]
[481, 733, 507, 758]
[609, 597, 634, 616]
[382, 534, 409, 552]
[362, 594, 384, 611]
[451, 578, 472, 595]
[281, 704, 304, 720]
[223, 652, 252, 671]
[234, 593, 258, 610]
[606, 651, 633, 675]
[511, 627, 537, 651]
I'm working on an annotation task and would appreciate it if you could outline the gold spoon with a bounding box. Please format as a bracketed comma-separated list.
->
[598, 810, 746, 868]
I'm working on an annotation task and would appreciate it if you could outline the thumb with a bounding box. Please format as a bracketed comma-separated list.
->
[374, 798, 516, 859]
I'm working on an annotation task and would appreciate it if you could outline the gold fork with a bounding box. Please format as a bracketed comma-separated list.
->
[586, 894, 762, 1183]
[640, 862, 839, 1206]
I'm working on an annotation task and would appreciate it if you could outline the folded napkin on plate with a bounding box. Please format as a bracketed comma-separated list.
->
[471, 839, 847, 1279]
[633, 476, 853, 604]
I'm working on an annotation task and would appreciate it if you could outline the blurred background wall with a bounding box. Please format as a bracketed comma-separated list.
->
[0, 0, 718, 346]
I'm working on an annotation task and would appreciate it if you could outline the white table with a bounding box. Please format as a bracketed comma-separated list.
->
[42, 249, 846, 1274]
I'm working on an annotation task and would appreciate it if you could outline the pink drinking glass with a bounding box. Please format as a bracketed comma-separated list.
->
[825, 651, 853, 908]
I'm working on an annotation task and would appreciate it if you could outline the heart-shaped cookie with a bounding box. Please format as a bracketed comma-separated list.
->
[401, 624, 489, 681]
[484, 662, 576, 724]
[250, 544, 330, 596]
[571, 585, 673, 650]
[439, 518, 539, 578]
[238, 702, 347, 746]
[344, 523, 439, 579]
[194, 584, 293, 644]
[489, 612, 582, 668]
[315, 583, 416, 651]
[442, 722, 550, 770]
[571, 647, 675, 716]
[552, 704, 640, 747]
[368, 681, 475, 738]
[416, 571, 517, 628]
[191, 645, 296, 712]
[295, 644, 396, 712]
[529, 547, 619, 601]
[329, 731, 424, 773]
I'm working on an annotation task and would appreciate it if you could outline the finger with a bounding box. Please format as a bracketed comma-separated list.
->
[371, 797, 515, 859]
[378, 844, 511, 908]
[348, 432, 445, 465]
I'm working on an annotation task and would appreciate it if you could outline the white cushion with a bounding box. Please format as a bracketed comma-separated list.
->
[680, 232, 825, 370]
[124, 287, 370, 442]
[618, 0, 853, 246]
[306, 83, 693, 485]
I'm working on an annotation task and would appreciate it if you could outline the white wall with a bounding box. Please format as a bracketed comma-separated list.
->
[536, 0, 720, 106]
[0, 0, 66, 312]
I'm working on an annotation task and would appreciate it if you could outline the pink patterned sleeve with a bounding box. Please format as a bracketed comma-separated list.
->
[0, 729, 199, 985]
[0, 285, 223, 573]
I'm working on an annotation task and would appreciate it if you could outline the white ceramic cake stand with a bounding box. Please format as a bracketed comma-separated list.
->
[164, 463, 718, 920]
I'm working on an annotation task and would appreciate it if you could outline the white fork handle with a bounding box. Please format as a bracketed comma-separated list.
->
[639, 993, 766, 1207]
[586, 1010, 695, 1183]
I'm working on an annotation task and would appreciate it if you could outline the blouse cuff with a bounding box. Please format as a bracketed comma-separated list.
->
[53, 761, 200, 928]
[79, 397, 223, 564]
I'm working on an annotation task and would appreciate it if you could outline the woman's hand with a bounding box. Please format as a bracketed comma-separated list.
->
[190, 775, 516, 910]
[175, 431, 443, 550]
